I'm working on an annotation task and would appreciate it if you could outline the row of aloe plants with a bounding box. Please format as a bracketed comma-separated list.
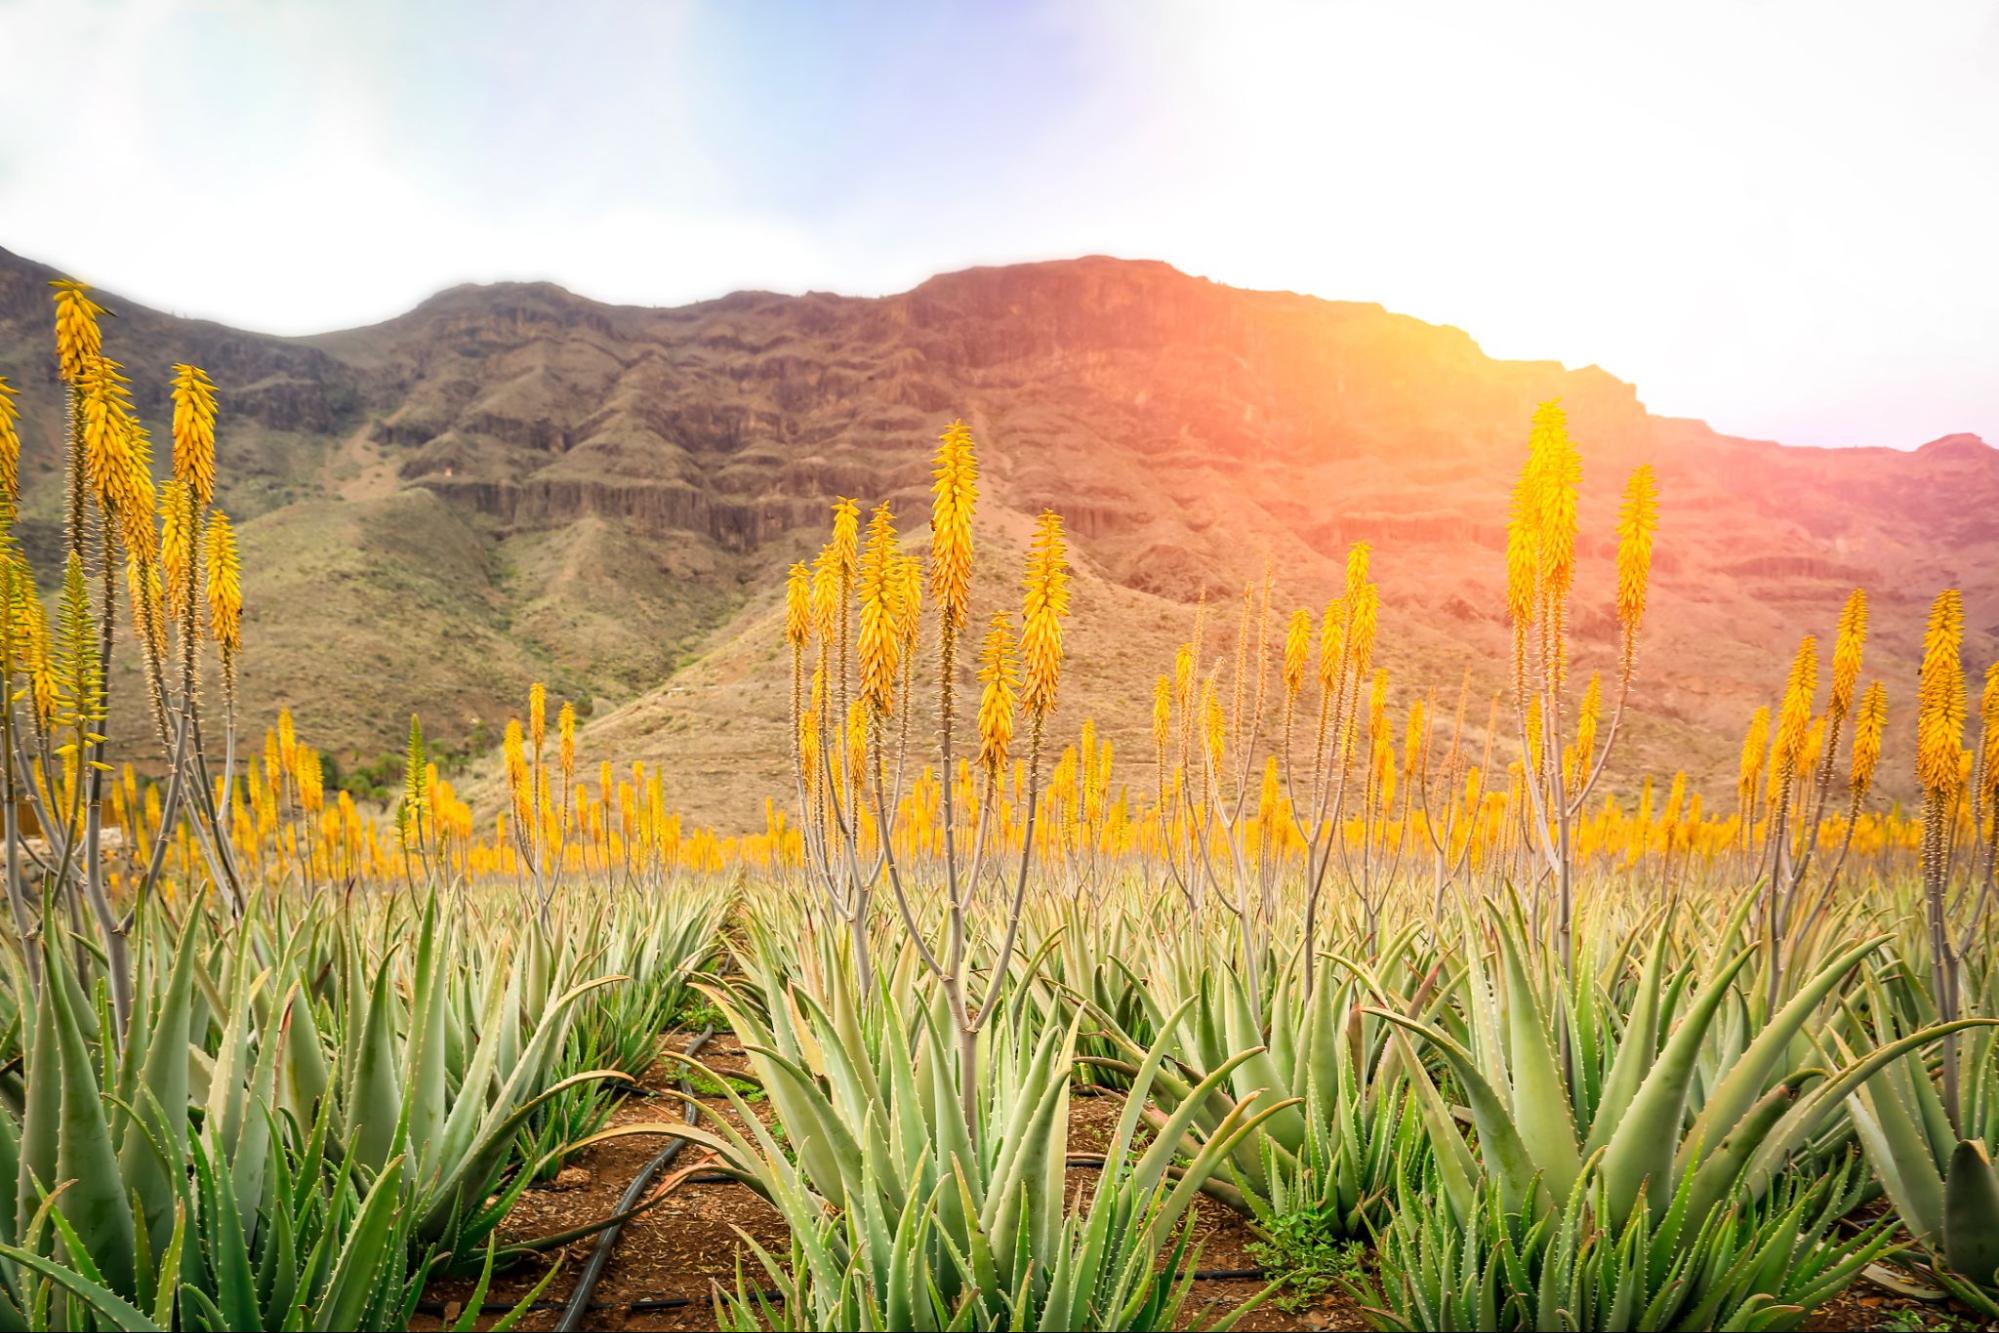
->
[0, 882, 722, 1331]
[7, 862, 1992, 1331]
[626, 873, 1998, 1332]
[0, 275, 747, 1331]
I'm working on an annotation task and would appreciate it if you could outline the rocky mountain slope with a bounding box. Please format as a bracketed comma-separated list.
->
[1, 245, 1992, 824]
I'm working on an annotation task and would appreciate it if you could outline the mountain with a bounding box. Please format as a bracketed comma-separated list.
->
[2, 245, 1993, 824]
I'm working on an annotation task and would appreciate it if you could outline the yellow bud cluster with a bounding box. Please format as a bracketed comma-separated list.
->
[857, 502, 902, 716]
[170, 363, 219, 506]
[1830, 588, 1867, 719]
[1282, 608, 1310, 702]
[160, 479, 194, 618]
[204, 509, 244, 677]
[811, 548, 840, 642]
[0, 375, 19, 506]
[785, 562, 812, 649]
[829, 498, 860, 584]
[1775, 635, 1818, 775]
[1916, 589, 1965, 797]
[80, 357, 159, 560]
[1019, 510, 1070, 722]
[1980, 662, 1999, 801]
[1850, 681, 1887, 796]
[928, 419, 978, 632]
[1319, 597, 1346, 692]
[559, 701, 577, 779]
[976, 612, 1019, 777]
[1738, 706, 1771, 795]
[1614, 464, 1657, 635]
[49, 280, 105, 385]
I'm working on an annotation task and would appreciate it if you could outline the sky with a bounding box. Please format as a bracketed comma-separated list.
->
[1, 0, 1994, 449]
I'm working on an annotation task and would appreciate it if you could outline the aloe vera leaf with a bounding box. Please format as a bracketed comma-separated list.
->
[1943, 1139, 1999, 1286]
[1599, 944, 1756, 1228]
[1676, 936, 1887, 1179]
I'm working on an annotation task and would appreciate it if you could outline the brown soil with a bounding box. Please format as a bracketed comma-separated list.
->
[415, 1032, 1326, 1332]
[414, 1030, 789, 1332]
[417, 1034, 1988, 1333]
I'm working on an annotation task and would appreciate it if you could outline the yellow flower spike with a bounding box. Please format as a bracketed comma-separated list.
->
[785, 562, 812, 650]
[1775, 635, 1818, 777]
[503, 719, 526, 785]
[1981, 662, 1999, 800]
[1318, 598, 1346, 693]
[1202, 675, 1225, 771]
[79, 356, 159, 555]
[1343, 543, 1372, 608]
[829, 498, 860, 585]
[49, 280, 106, 385]
[559, 701, 576, 780]
[159, 479, 194, 620]
[19, 588, 58, 732]
[1530, 401, 1582, 609]
[844, 697, 868, 788]
[169, 363, 219, 507]
[204, 508, 244, 687]
[1282, 609, 1310, 702]
[1830, 588, 1868, 720]
[1019, 510, 1070, 723]
[0, 375, 20, 506]
[1614, 464, 1657, 641]
[1917, 589, 1965, 797]
[810, 545, 840, 642]
[1348, 581, 1379, 679]
[857, 502, 901, 718]
[929, 419, 978, 633]
[1576, 670, 1603, 766]
[976, 612, 1019, 778]
[892, 553, 923, 655]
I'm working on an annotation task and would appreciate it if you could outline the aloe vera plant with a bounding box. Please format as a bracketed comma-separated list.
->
[0, 911, 430, 1331]
[1091, 928, 1435, 1241]
[1365, 906, 1996, 1328]
[598, 952, 1288, 1331]
[514, 887, 723, 1179]
[329, 895, 636, 1260]
[0, 888, 627, 1331]
[1838, 960, 1999, 1312]
[1361, 1153, 1894, 1332]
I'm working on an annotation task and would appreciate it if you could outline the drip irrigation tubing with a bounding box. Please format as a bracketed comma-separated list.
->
[553, 1025, 714, 1332]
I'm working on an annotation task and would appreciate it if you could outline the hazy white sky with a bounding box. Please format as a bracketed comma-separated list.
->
[2, 0, 1993, 448]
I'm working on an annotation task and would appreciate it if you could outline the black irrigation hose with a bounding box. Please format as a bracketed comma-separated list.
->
[553, 1025, 716, 1333]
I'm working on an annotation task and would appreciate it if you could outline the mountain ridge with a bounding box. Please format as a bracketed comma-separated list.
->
[1, 244, 1991, 823]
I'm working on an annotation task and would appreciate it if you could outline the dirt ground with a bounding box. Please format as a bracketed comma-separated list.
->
[415, 1030, 1989, 1333]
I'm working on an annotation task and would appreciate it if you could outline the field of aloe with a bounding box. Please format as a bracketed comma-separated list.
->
[1, 282, 1996, 1332]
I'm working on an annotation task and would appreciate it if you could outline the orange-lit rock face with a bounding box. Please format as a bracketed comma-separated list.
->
[1, 246, 1991, 823]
